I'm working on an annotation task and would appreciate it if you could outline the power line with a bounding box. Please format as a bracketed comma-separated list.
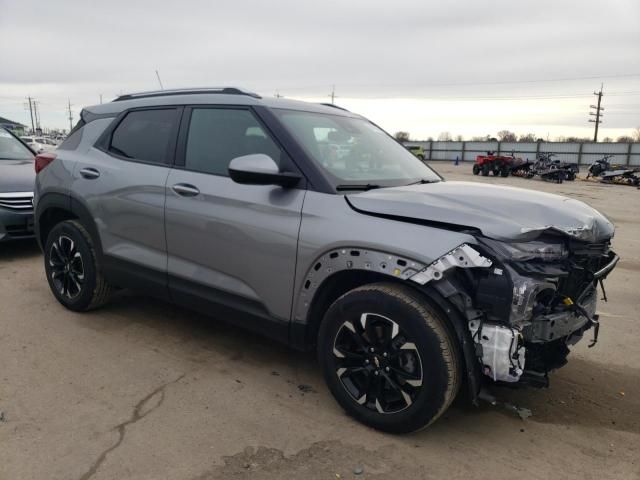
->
[273, 72, 640, 93]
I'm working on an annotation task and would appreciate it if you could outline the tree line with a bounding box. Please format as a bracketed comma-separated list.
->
[395, 127, 640, 143]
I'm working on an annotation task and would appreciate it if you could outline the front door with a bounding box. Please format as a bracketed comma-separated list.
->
[165, 106, 305, 340]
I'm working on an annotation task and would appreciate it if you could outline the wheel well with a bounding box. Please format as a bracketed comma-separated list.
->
[303, 270, 400, 348]
[38, 207, 77, 246]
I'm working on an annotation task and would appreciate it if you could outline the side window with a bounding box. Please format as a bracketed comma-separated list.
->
[184, 108, 282, 176]
[109, 109, 177, 164]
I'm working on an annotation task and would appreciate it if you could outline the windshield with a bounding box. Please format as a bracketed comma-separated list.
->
[0, 130, 34, 160]
[274, 109, 440, 188]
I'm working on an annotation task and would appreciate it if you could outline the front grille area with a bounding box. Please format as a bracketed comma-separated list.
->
[0, 192, 34, 211]
[560, 242, 611, 301]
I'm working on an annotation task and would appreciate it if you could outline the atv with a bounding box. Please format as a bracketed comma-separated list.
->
[473, 151, 518, 177]
[587, 155, 640, 186]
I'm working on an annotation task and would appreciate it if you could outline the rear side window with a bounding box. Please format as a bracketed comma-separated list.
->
[58, 124, 84, 150]
[184, 108, 282, 176]
[109, 109, 177, 164]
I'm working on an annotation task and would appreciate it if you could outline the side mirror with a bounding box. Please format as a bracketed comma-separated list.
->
[228, 154, 301, 188]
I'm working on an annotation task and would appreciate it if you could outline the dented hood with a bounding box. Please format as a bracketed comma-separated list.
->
[347, 181, 614, 242]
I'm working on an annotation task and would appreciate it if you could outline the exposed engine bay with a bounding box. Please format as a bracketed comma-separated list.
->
[409, 234, 618, 388]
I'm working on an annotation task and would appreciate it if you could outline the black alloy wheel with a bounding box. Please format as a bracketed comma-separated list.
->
[49, 234, 85, 299]
[332, 312, 423, 414]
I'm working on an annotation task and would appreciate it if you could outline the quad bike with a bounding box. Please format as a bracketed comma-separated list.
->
[587, 154, 640, 186]
[473, 151, 518, 177]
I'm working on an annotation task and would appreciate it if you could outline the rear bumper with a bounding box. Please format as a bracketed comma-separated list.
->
[0, 208, 35, 242]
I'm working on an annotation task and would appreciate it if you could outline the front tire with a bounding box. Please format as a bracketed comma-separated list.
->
[472, 164, 480, 175]
[318, 283, 460, 433]
[44, 220, 112, 311]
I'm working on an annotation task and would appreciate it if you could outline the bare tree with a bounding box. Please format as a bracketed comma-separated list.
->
[518, 133, 536, 142]
[394, 131, 410, 142]
[497, 130, 517, 142]
[633, 127, 640, 142]
[454, 134, 464, 141]
[616, 135, 634, 142]
[602, 137, 613, 143]
[565, 136, 591, 143]
[437, 131, 452, 141]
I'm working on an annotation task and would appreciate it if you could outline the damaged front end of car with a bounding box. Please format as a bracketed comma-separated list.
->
[409, 231, 618, 391]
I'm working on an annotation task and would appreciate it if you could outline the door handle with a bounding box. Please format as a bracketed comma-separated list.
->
[79, 167, 100, 179]
[172, 183, 200, 197]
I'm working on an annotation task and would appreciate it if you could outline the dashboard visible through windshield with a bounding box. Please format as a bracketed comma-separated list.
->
[274, 109, 440, 188]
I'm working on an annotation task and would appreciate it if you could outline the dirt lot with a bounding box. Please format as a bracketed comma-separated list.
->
[1, 162, 639, 480]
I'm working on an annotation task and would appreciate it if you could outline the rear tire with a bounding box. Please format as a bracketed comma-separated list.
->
[44, 220, 112, 311]
[318, 283, 460, 433]
[500, 167, 510, 177]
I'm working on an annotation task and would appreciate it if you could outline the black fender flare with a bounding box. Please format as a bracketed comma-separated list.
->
[35, 192, 103, 260]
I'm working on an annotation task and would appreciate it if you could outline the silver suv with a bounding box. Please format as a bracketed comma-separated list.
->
[34, 88, 619, 433]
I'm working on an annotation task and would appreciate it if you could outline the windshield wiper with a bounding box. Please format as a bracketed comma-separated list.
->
[335, 183, 382, 191]
[405, 179, 440, 186]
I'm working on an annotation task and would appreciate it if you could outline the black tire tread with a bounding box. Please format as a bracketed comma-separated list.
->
[64, 220, 112, 310]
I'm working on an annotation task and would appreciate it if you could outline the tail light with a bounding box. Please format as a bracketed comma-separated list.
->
[35, 152, 57, 174]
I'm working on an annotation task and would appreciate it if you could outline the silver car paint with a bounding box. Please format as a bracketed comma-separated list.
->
[347, 181, 615, 243]
[293, 191, 476, 323]
[34, 94, 616, 341]
[165, 170, 305, 320]
[42, 118, 170, 272]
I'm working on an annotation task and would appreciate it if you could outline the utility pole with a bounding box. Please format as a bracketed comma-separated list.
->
[32, 100, 41, 132]
[329, 85, 336, 104]
[25, 96, 35, 133]
[67, 99, 73, 131]
[275, 90, 282, 98]
[589, 84, 604, 142]
[100, 94, 103, 104]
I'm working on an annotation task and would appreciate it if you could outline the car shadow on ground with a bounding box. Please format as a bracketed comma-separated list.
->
[79, 290, 640, 437]
[0, 239, 40, 262]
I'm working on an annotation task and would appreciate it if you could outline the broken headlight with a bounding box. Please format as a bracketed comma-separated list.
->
[481, 238, 567, 262]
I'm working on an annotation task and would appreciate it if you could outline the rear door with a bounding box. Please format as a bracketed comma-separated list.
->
[71, 107, 181, 293]
[165, 106, 305, 339]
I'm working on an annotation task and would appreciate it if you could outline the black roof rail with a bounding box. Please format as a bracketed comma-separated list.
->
[318, 102, 350, 112]
[113, 87, 261, 102]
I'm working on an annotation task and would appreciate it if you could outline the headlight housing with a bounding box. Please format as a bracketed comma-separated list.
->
[481, 238, 567, 262]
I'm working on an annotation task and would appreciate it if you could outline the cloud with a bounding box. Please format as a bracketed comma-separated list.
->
[1, 0, 638, 135]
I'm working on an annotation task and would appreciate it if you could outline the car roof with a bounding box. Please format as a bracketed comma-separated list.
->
[84, 87, 360, 119]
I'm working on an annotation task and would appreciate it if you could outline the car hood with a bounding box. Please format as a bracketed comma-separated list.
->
[0, 160, 36, 193]
[346, 181, 615, 242]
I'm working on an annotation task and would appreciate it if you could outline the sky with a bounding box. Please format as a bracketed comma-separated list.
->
[1, 0, 639, 140]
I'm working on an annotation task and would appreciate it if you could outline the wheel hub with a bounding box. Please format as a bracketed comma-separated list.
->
[333, 313, 424, 414]
[49, 235, 85, 300]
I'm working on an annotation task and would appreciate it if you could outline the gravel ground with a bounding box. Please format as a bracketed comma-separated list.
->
[1, 162, 639, 480]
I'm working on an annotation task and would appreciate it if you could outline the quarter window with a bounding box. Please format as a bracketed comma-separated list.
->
[109, 109, 177, 164]
[184, 108, 282, 176]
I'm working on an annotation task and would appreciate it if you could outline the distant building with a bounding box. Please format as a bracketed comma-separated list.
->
[0, 116, 27, 135]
